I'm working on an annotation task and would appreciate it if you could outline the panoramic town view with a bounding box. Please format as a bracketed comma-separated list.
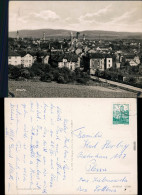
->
[8, 1, 142, 97]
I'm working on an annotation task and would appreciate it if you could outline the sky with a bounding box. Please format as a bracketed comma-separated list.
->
[9, 1, 142, 32]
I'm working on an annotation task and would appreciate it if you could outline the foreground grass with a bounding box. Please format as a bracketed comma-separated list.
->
[8, 80, 137, 98]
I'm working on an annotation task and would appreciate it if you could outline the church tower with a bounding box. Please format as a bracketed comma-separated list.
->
[16, 30, 19, 40]
[138, 43, 141, 53]
[49, 43, 51, 50]
[43, 32, 46, 41]
[70, 32, 73, 44]
[76, 32, 80, 40]
[83, 34, 85, 41]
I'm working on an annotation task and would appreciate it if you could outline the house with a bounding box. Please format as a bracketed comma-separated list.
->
[88, 49, 96, 54]
[8, 51, 21, 66]
[51, 49, 63, 53]
[33, 56, 37, 63]
[83, 53, 113, 74]
[123, 54, 140, 66]
[116, 62, 121, 69]
[134, 56, 140, 64]
[51, 54, 80, 71]
[20, 52, 34, 67]
[28, 51, 37, 64]
[129, 60, 139, 66]
[130, 42, 137, 46]
[42, 55, 50, 64]
[75, 48, 82, 55]
[96, 47, 111, 52]
[83, 54, 105, 74]
[139, 64, 142, 74]
[105, 54, 113, 69]
[124, 54, 135, 61]
[36, 51, 48, 63]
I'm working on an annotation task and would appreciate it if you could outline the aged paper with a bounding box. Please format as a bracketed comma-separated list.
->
[5, 98, 137, 194]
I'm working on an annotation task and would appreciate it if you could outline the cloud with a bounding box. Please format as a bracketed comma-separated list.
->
[31, 10, 60, 21]
[9, 1, 142, 32]
[94, 4, 112, 16]
[76, 6, 142, 32]
[64, 17, 71, 22]
[109, 9, 136, 24]
[79, 4, 112, 23]
[9, 9, 61, 31]
[100, 9, 142, 31]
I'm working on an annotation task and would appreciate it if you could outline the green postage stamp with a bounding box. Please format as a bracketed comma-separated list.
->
[113, 104, 129, 125]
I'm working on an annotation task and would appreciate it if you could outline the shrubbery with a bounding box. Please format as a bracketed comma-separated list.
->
[94, 67, 142, 88]
[40, 66, 90, 84]
[9, 66, 31, 80]
[8, 63, 90, 85]
[95, 69, 123, 82]
[20, 69, 30, 79]
[40, 73, 54, 82]
[9, 66, 21, 80]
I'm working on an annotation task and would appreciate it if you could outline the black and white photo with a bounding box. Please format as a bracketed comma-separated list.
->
[8, 1, 142, 97]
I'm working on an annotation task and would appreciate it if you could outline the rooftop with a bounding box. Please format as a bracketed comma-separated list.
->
[51, 53, 78, 62]
[124, 54, 135, 59]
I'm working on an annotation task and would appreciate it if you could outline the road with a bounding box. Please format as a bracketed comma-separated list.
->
[91, 76, 142, 95]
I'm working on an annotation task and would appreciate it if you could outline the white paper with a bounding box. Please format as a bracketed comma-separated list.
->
[5, 98, 137, 194]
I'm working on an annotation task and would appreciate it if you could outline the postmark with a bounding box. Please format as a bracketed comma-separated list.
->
[113, 104, 129, 125]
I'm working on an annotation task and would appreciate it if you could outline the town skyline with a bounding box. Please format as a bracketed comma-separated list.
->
[9, 1, 142, 33]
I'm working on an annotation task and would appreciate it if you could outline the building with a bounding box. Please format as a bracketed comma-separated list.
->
[21, 53, 34, 67]
[43, 32, 46, 41]
[70, 32, 73, 44]
[134, 56, 140, 64]
[123, 54, 140, 66]
[16, 30, 19, 40]
[51, 49, 63, 53]
[83, 34, 86, 41]
[8, 51, 21, 66]
[83, 54, 105, 74]
[75, 48, 82, 55]
[88, 49, 96, 54]
[42, 55, 50, 64]
[96, 47, 110, 52]
[83, 53, 113, 74]
[106, 55, 113, 69]
[129, 60, 139, 66]
[76, 32, 80, 40]
[51, 54, 80, 71]
[116, 62, 121, 69]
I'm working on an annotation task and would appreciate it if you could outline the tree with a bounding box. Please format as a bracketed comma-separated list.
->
[10, 66, 21, 79]
[20, 69, 30, 79]
[36, 52, 42, 63]
[57, 75, 66, 83]
[40, 73, 54, 82]
[125, 61, 130, 67]
[31, 62, 44, 76]
[95, 69, 100, 77]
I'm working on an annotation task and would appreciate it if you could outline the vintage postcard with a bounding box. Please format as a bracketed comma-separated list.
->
[8, 1, 142, 98]
[5, 98, 137, 194]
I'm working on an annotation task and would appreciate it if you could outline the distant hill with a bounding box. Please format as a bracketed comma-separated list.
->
[9, 29, 142, 40]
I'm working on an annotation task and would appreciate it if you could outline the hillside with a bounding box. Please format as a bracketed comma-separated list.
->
[9, 29, 142, 40]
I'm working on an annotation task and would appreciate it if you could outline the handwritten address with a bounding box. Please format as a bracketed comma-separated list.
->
[5, 99, 135, 194]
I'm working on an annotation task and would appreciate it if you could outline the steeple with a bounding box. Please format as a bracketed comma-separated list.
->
[83, 34, 85, 41]
[138, 43, 141, 53]
[16, 30, 19, 40]
[76, 32, 80, 40]
[43, 32, 46, 41]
